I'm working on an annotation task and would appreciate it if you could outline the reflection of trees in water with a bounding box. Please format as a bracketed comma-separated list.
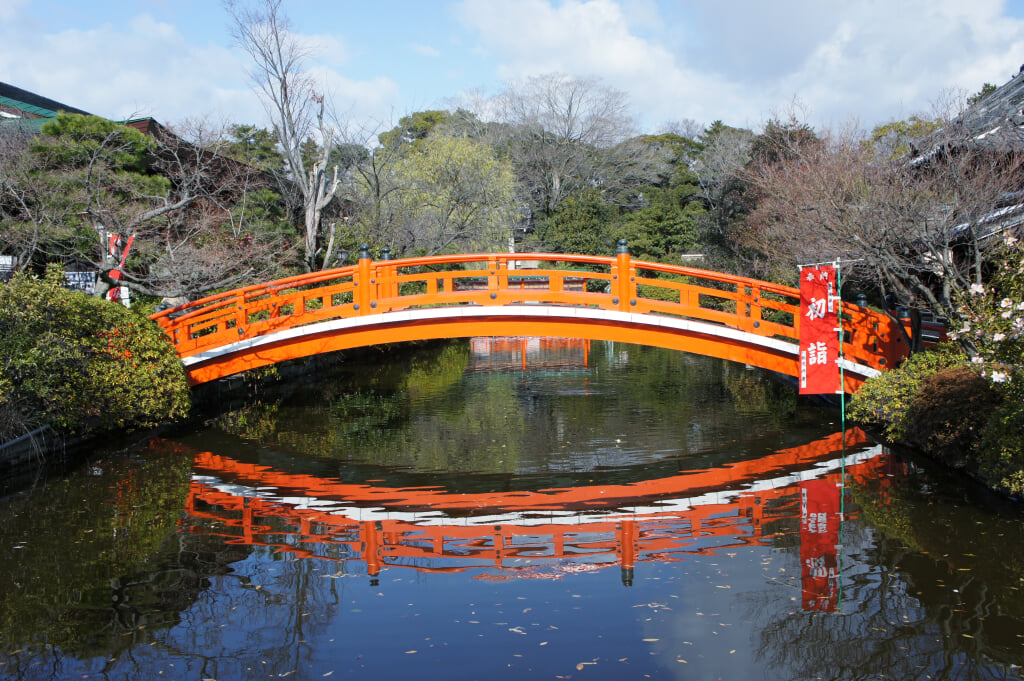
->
[0, 441, 248, 674]
[209, 340, 819, 478]
[752, 486, 1024, 680]
[3, 510, 364, 679]
[152, 545, 349, 680]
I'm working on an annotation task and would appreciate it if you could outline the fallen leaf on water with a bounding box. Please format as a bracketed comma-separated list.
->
[642, 638, 659, 642]
[405, 650, 417, 654]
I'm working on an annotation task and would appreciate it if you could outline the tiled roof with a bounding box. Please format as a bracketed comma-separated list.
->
[958, 66, 1024, 138]
[0, 81, 92, 118]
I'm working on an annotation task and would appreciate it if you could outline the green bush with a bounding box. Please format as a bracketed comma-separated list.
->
[0, 268, 190, 441]
[906, 366, 1001, 467]
[977, 374, 1024, 497]
[848, 344, 968, 441]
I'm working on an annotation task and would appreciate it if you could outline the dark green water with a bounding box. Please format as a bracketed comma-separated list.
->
[2, 339, 1023, 680]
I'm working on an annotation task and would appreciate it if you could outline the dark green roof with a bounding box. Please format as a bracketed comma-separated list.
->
[0, 81, 92, 117]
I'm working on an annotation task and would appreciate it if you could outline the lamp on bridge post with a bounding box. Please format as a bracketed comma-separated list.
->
[856, 293, 868, 308]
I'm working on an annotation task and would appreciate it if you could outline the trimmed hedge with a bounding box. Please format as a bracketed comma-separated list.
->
[0, 267, 190, 442]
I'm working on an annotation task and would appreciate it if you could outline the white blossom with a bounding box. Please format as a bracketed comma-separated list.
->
[991, 371, 1009, 383]
[970, 283, 985, 295]
[993, 332, 1006, 342]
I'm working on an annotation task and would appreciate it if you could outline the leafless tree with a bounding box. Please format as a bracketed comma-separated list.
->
[0, 124, 60, 272]
[743, 117, 1024, 320]
[226, 0, 344, 271]
[490, 73, 642, 216]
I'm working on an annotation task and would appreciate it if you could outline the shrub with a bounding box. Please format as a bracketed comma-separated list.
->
[848, 344, 968, 440]
[953, 236, 1024, 370]
[977, 374, 1024, 497]
[0, 267, 190, 441]
[906, 366, 1001, 468]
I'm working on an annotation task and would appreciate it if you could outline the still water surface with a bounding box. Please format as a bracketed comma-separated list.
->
[2, 339, 1024, 680]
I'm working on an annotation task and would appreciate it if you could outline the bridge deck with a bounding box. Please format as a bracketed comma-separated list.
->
[151, 251, 920, 391]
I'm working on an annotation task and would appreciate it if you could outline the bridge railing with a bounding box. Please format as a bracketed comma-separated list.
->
[152, 246, 912, 373]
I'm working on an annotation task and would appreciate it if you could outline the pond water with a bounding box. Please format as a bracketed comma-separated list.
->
[2, 339, 1024, 681]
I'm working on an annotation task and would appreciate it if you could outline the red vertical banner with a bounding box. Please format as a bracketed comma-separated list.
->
[799, 264, 840, 394]
[800, 477, 840, 612]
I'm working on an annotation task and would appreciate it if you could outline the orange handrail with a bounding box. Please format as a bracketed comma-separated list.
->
[151, 250, 917, 385]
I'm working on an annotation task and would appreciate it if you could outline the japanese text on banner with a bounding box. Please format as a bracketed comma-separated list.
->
[799, 264, 840, 394]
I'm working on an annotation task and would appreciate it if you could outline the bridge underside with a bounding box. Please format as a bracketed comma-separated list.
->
[182, 306, 877, 391]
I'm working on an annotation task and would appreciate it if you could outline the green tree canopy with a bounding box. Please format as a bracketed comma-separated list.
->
[389, 134, 522, 255]
[536, 188, 615, 256]
[968, 82, 998, 106]
[214, 124, 285, 172]
[378, 110, 457, 150]
[867, 115, 943, 159]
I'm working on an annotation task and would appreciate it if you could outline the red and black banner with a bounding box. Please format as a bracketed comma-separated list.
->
[799, 264, 839, 394]
[800, 477, 840, 612]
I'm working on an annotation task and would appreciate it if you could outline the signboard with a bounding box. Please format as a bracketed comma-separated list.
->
[65, 270, 97, 293]
[0, 255, 15, 282]
[799, 264, 840, 394]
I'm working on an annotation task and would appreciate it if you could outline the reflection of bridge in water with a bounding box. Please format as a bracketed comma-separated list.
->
[154, 249, 937, 391]
[179, 429, 894, 611]
[468, 337, 591, 372]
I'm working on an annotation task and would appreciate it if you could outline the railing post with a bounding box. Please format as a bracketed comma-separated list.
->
[613, 239, 635, 312]
[743, 285, 763, 333]
[379, 247, 395, 306]
[487, 256, 500, 304]
[234, 291, 247, 340]
[356, 244, 373, 315]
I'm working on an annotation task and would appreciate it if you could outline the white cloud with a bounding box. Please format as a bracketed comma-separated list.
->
[0, 13, 256, 123]
[455, 0, 1024, 131]
[411, 43, 441, 58]
[0, 9, 402, 133]
[0, 0, 30, 23]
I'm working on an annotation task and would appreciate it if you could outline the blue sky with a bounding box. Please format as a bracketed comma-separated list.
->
[4, 0, 1024, 138]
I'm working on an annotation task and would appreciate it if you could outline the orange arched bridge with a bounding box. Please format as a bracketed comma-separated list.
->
[152, 246, 925, 391]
